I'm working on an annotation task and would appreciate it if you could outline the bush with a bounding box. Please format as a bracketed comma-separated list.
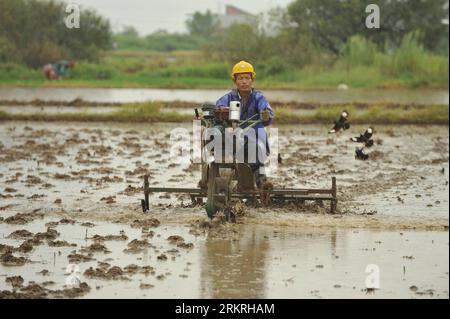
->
[338, 36, 378, 68]
[0, 62, 41, 80]
[114, 32, 206, 52]
[153, 63, 229, 79]
[71, 63, 117, 80]
[257, 57, 289, 77]
[20, 41, 68, 69]
[375, 32, 449, 86]
[389, 33, 428, 76]
[209, 24, 261, 62]
[0, 36, 16, 62]
[0, 0, 111, 67]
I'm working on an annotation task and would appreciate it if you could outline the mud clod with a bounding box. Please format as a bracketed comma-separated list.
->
[33, 228, 59, 241]
[123, 239, 151, 254]
[167, 235, 184, 244]
[177, 242, 194, 249]
[7, 229, 34, 239]
[17, 240, 34, 253]
[6, 276, 24, 288]
[91, 233, 128, 242]
[139, 283, 154, 289]
[157, 254, 168, 261]
[131, 218, 160, 228]
[1, 251, 27, 266]
[5, 212, 43, 225]
[48, 240, 77, 247]
[84, 266, 128, 281]
[82, 243, 110, 253]
[67, 252, 94, 263]
[59, 218, 76, 224]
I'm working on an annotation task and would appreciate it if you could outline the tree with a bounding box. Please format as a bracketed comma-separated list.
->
[120, 26, 139, 37]
[186, 10, 219, 38]
[0, 0, 112, 67]
[210, 23, 261, 62]
[59, 6, 112, 61]
[287, 0, 449, 54]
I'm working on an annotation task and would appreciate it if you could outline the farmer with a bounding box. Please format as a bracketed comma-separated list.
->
[54, 59, 75, 78]
[215, 60, 274, 187]
[43, 60, 75, 80]
[43, 63, 58, 80]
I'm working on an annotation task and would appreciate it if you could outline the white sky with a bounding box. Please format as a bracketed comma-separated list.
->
[67, 0, 294, 35]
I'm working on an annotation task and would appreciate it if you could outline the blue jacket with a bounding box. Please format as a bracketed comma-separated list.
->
[215, 88, 274, 156]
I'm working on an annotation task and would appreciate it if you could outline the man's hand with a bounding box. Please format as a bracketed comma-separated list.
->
[261, 108, 270, 123]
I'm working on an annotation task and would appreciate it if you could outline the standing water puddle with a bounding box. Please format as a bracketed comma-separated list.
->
[0, 216, 448, 298]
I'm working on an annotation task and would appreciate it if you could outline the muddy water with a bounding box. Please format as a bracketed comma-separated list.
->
[0, 216, 448, 298]
[0, 121, 448, 298]
[0, 122, 448, 222]
[0, 88, 448, 105]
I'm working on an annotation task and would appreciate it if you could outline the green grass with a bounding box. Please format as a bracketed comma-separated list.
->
[1, 102, 447, 125]
[260, 65, 388, 89]
[274, 104, 449, 125]
[0, 63, 42, 82]
[0, 43, 448, 89]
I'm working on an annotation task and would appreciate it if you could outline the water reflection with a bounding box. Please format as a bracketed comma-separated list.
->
[200, 225, 270, 298]
[199, 226, 343, 298]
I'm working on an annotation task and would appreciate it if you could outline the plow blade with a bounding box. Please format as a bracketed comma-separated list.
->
[142, 177, 337, 214]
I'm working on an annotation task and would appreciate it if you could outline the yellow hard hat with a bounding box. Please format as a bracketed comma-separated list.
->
[231, 60, 256, 79]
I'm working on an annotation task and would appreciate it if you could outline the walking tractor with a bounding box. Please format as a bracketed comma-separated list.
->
[141, 102, 338, 220]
